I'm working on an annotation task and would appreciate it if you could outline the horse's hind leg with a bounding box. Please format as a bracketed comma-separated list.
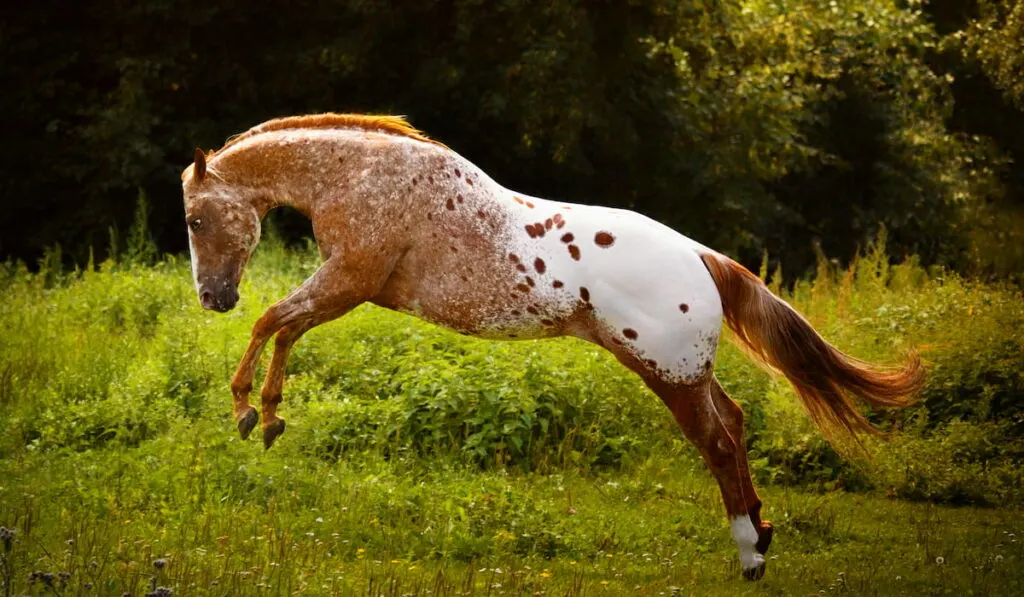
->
[709, 377, 774, 563]
[646, 375, 769, 580]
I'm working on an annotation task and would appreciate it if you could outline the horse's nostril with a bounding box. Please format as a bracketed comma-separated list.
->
[200, 291, 215, 310]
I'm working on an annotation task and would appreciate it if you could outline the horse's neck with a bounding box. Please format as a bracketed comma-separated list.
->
[248, 133, 420, 220]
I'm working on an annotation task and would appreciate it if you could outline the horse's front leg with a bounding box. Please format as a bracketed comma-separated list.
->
[258, 317, 335, 449]
[256, 323, 307, 448]
[229, 259, 370, 441]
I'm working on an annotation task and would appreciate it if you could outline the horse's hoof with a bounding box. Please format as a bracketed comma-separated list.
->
[237, 407, 259, 440]
[742, 562, 766, 581]
[263, 419, 286, 450]
[756, 521, 774, 555]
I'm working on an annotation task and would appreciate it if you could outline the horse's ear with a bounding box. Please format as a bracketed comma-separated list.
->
[193, 148, 207, 182]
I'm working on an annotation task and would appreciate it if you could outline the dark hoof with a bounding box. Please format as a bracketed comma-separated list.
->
[742, 562, 766, 581]
[263, 419, 286, 450]
[756, 521, 774, 555]
[237, 407, 259, 440]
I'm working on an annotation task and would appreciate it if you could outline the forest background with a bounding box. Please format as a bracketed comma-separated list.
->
[2, 2, 1024, 594]
[2, 0, 1023, 281]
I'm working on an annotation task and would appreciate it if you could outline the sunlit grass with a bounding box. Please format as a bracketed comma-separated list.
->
[0, 236, 1022, 595]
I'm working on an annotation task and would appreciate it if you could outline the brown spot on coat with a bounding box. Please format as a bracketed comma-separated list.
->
[509, 254, 520, 263]
[579, 287, 590, 302]
[457, 194, 464, 203]
[595, 231, 615, 247]
[454, 168, 461, 178]
[516, 264, 527, 272]
[511, 309, 521, 316]
[526, 201, 535, 208]
[545, 218, 553, 230]
[541, 318, 554, 326]
[445, 198, 455, 210]
[516, 283, 530, 293]
[526, 306, 539, 315]
[514, 196, 524, 205]
[533, 223, 546, 238]
[623, 328, 638, 340]
[680, 303, 689, 313]
[552, 280, 564, 288]
[466, 178, 473, 185]
[477, 209, 486, 219]
[534, 258, 546, 274]
[526, 277, 535, 287]
[561, 233, 574, 243]
[525, 225, 538, 238]
[568, 245, 581, 260]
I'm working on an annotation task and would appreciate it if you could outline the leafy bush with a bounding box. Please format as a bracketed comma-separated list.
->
[0, 238, 1021, 505]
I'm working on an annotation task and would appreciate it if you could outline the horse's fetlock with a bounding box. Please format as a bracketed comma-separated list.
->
[231, 381, 253, 396]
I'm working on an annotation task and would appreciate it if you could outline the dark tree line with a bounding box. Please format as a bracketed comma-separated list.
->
[2, 0, 1022, 278]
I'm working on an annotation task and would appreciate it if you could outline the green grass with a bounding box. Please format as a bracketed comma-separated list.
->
[1, 237, 1022, 595]
[1, 434, 1021, 596]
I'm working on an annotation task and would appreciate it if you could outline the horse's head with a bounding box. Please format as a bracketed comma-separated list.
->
[181, 149, 261, 312]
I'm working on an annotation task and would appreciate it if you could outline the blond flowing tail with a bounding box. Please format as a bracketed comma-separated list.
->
[699, 252, 925, 441]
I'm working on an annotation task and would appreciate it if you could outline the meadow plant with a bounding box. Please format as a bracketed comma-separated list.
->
[0, 237, 1021, 594]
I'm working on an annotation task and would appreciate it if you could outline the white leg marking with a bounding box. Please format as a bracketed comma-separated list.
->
[731, 515, 765, 571]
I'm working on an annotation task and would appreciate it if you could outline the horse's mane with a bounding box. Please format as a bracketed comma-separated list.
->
[215, 113, 441, 154]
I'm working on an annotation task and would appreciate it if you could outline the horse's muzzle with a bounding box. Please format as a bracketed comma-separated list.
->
[198, 284, 239, 312]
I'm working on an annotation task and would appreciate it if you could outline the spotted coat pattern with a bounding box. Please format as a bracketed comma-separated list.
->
[179, 114, 815, 579]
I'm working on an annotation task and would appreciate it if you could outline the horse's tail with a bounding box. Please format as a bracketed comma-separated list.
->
[699, 251, 924, 440]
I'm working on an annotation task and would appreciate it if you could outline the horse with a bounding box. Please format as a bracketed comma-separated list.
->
[181, 113, 924, 580]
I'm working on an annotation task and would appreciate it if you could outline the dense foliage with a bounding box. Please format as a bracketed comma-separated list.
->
[2, 0, 1022, 278]
[0, 241, 1022, 595]
[1, 238, 1021, 503]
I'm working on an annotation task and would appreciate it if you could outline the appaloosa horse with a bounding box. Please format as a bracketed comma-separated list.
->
[181, 114, 923, 580]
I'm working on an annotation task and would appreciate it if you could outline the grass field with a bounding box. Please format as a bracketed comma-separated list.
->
[1, 238, 1022, 595]
[2, 433, 1022, 596]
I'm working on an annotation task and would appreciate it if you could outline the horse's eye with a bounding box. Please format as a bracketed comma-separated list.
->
[189, 218, 203, 232]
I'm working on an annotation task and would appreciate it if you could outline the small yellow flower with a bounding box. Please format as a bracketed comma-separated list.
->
[540, 569, 552, 579]
[606, 553, 613, 558]
[493, 530, 516, 542]
[408, 565, 417, 571]
[356, 548, 365, 555]
[600, 580, 609, 585]
[390, 559, 401, 564]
